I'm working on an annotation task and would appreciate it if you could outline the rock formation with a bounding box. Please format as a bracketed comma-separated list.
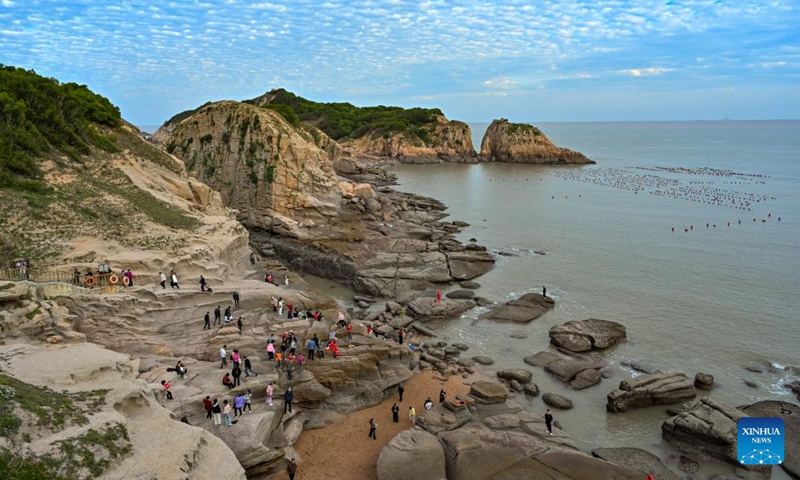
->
[548, 318, 627, 352]
[607, 371, 697, 413]
[480, 118, 594, 164]
[377, 429, 447, 480]
[478, 293, 554, 323]
[592, 448, 680, 480]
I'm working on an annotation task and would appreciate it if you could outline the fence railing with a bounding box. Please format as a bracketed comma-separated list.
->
[0, 268, 123, 292]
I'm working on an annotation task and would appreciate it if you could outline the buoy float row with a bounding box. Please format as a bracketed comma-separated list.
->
[671, 215, 781, 232]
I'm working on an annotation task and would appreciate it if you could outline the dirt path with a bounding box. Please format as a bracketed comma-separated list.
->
[285, 370, 471, 480]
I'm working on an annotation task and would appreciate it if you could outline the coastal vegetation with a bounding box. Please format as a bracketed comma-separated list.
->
[249, 88, 442, 141]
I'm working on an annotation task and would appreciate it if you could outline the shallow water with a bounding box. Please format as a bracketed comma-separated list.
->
[389, 121, 800, 477]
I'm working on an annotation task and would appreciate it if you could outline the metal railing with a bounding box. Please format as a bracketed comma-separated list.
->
[0, 268, 123, 294]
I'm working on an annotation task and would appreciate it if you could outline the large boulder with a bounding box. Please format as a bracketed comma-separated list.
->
[480, 119, 594, 165]
[548, 319, 627, 352]
[407, 298, 476, 323]
[739, 400, 800, 479]
[607, 371, 696, 413]
[496, 369, 533, 385]
[469, 380, 509, 404]
[592, 448, 680, 480]
[542, 393, 574, 410]
[446, 289, 475, 300]
[478, 293, 554, 323]
[377, 429, 447, 480]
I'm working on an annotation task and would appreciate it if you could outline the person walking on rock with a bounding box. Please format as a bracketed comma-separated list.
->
[170, 270, 179, 289]
[222, 400, 233, 426]
[214, 306, 221, 326]
[159, 272, 167, 289]
[199, 275, 206, 292]
[346, 322, 353, 340]
[237, 316, 243, 335]
[244, 389, 252, 413]
[408, 406, 415, 423]
[224, 306, 232, 323]
[368, 418, 377, 440]
[283, 387, 294, 413]
[203, 396, 213, 420]
[307, 335, 317, 360]
[439, 389, 446, 404]
[285, 357, 295, 381]
[234, 393, 245, 417]
[424, 397, 433, 410]
[286, 459, 298, 480]
[212, 398, 222, 426]
[160, 380, 173, 400]
[271, 296, 277, 312]
[398, 383, 404, 402]
[391, 403, 399, 423]
[203, 311, 210, 330]
[220, 345, 227, 369]
[232, 364, 242, 387]
[244, 356, 257, 377]
[545, 409, 554, 435]
[250, 252, 256, 265]
[267, 342, 275, 362]
[266, 381, 274, 406]
[278, 298, 284, 317]
[233, 291, 240, 308]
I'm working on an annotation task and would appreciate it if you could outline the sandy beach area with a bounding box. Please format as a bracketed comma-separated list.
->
[285, 369, 472, 480]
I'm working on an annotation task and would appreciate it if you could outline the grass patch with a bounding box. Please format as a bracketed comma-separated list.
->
[55, 422, 131, 478]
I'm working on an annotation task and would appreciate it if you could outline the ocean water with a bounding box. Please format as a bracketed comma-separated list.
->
[391, 121, 800, 477]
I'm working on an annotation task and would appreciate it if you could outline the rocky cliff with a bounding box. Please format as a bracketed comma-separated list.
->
[480, 118, 594, 164]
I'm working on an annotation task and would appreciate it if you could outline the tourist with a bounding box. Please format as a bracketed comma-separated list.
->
[222, 400, 233, 427]
[398, 328, 404, 345]
[545, 409, 554, 436]
[214, 306, 221, 326]
[199, 275, 206, 292]
[307, 335, 317, 360]
[391, 403, 399, 423]
[124, 269, 134, 287]
[232, 291, 240, 308]
[285, 356, 295, 381]
[203, 396, 213, 420]
[284, 274, 289, 286]
[249, 252, 256, 265]
[337, 311, 346, 327]
[439, 389, 446, 403]
[297, 353, 306, 373]
[244, 356, 257, 377]
[434, 289, 442, 303]
[212, 399, 222, 426]
[224, 306, 232, 323]
[234, 393, 245, 417]
[286, 459, 298, 480]
[408, 406, 415, 423]
[283, 387, 294, 413]
[160, 380, 173, 400]
[397, 383, 404, 402]
[203, 311, 210, 330]
[219, 345, 227, 369]
[267, 273, 273, 284]
[266, 381, 274, 406]
[222, 373, 234, 389]
[267, 342, 275, 362]
[346, 322, 353, 339]
[287, 302, 293, 319]
[232, 364, 242, 386]
[368, 418, 377, 440]
[328, 338, 340, 358]
[175, 361, 188, 378]
[244, 389, 252, 413]
[424, 397, 433, 410]
[232, 349, 240, 368]
[159, 271, 167, 289]
[170, 270, 179, 289]
[542, 286, 547, 297]
[237, 316, 243, 335]
[274, 351, 283, 370]
[271, 296, 277, 312]
[278, 298, 284, 316]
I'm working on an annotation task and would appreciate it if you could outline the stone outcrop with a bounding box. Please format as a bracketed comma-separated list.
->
[480, 118, 594, 164]
[592, 448, 680, 480]
[377, 429, 447, 480]
[548, 318, 627, 352]
[607, 371, 697, 412]
[542, 392, 574, 410]
[478, 293, 554, 323]
[525, 350, 605, 390]
[406, 298, 476, 322]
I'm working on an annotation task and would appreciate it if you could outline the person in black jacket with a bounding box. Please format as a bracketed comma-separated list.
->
[283, 387, 294, 413]
[233, 291, 240, 308]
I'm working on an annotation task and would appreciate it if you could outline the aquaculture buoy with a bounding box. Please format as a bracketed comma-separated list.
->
[84, 276, 96, 287]
[684, 228, 689, 233]
[671, 227, 675, 232]
[108, 274, 119, 285]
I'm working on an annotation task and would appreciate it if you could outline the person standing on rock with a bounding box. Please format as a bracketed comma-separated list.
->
[398, 328, 405, 345]
[234, 393, 245, 417]
[160, 380, 173, 400]
[542, 286, 547, 297]
[212, 398, 222, 426]
[434, 289, 442, 303]
[244, 356, 257, 377]
[286, 459, 298, 480]
[214, 306, 221, 326]
[124, 269, 134, 287]
[337, 311, 346, 327]
[232, 291, 240, 308]
[545, 409, 554, 435]
[266, 381, 274, 406]
[307, 335, 317, 360]
[408, 406, 416, 423]
[284, 274, 289, 286]
[283, 387, 294, 413]
[278, 298, 284, 316]
[232, 364, 242, 387]
[159, 272, 167, 289]
[224, 306, 232, 323]
[170, 270, 179, 289]
[346, 322, 353, 340]
[220, 345, 227, 369]
[287, 303, 293, 319]
[271, 296, 277, 312]
[222, 400, 233, 427]
[203, 311, 210, 330]
[267, 342, 275, 362]
[199, 275, 206, 292]
[424, 397, 433, 410]
[368, 418, 377, 440]
[275, 351, 283, 370]
[398, 383, 405, 402]
[244, 389, 252, 413]
[391, 403, 399, 423]
[285, 357, 295, 381]
[237, 316, 243, 335]
[250, 252, 256, 265]
[203, 396, 213, 420]
[297, 353, 306, 374]
[439, 389, 446, 403]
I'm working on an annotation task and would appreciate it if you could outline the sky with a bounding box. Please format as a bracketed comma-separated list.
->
[1, 0, 799, 125]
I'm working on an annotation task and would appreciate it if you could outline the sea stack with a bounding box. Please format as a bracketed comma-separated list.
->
[480, 118, 594, 164]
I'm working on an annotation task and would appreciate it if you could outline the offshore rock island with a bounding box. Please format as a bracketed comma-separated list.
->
[1, 67, 796, 480]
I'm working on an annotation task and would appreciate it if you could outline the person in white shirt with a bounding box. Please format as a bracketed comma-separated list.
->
[220, 345, 227, 369]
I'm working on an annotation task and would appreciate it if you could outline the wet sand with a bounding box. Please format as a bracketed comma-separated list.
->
[287, 369, 471, 480]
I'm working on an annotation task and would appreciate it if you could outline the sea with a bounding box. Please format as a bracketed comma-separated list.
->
[387, 121, 800, 478]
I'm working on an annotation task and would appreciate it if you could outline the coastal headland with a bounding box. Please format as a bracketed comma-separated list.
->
[1, 68, 796, 480]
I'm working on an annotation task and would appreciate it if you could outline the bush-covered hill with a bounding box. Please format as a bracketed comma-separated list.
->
[248, 88, 443, 141]
[0, 65, 122, 192]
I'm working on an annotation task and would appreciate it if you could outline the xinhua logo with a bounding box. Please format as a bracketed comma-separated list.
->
[737, 417, 784, 465]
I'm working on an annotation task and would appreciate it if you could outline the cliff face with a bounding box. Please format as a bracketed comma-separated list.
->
[480, 118, 593, 164]
[340, 116, 477, 164]
[159, 101, 348, 240]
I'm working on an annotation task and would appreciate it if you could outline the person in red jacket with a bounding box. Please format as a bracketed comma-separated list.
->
[346, 322, 353, 339]
[160, 380, 173, 400]
[203, 396, 213, 419]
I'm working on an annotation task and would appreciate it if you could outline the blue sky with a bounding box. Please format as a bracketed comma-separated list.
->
[1, 0, 798, 125]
